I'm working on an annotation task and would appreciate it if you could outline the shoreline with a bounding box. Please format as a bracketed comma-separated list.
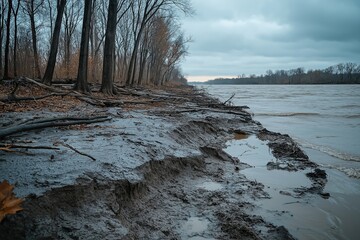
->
[1, 84, 328, 239]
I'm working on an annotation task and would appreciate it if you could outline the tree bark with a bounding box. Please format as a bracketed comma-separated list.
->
[42, 0, 67, 85]
[3, 0, 12, 80]
[12, 0, 20, 77]
[0, 1, 5, 77]
[26, 0, 42, 79]
[100, 0, 118, 95]
[75, 0, 93, 93]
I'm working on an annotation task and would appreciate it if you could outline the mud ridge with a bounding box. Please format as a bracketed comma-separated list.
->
[0, 155, 209, 240]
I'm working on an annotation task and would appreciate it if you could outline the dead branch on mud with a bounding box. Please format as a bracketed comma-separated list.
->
[223, 93, 235, 105]
[0, 144, 60, 150]
[55, 142, 96, 161]
[0, 115, 111, 139]
[0, 144, 59, 155]
[160, 107, 251, 118]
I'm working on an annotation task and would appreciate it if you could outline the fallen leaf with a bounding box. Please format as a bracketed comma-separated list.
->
[0, 180, 24, 222]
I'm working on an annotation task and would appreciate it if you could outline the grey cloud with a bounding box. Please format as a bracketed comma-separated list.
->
[181, 0, 360, 79]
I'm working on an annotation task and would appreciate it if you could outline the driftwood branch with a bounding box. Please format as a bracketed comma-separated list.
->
[0, 144, 60, 150]
[165, 107, 251, 118]
[0, 115, 111, 139]
[223, 93, 235, 105]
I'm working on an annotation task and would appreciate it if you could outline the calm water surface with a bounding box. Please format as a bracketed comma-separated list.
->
[197, 84, 360, 240]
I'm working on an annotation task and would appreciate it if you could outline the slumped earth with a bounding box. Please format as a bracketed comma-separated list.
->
[0, 85, 329, 239]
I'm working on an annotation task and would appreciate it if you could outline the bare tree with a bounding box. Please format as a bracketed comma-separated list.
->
[3, 0, 12, 79]
[46, 0, 54, 39]
[42, 0, 67, 85]
[0, 1, 6, 77]
[74, 0, 93, 93]
[0, 0, 191, 85]
[89, 0, 106, 82]
[62, 0, 82, 79]
[23, 0, 44, 79]
[126, 0, 191, 86]
[100, 0, 118, 95]
[11, 0, 20, 77]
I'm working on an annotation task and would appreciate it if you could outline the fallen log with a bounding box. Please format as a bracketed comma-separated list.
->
[0, 115, 111, 139]
[169, 107, 251, 117]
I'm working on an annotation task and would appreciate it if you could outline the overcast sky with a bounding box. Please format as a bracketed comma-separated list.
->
[180, 0, 360, 81]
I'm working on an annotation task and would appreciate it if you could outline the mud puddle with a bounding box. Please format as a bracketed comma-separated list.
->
[195, 180, 223, 191]
[224, 135, 349, 240]
[180, 217, 214, 240]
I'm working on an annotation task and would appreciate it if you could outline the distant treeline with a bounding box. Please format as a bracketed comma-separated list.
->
[206, 63, 360, 84]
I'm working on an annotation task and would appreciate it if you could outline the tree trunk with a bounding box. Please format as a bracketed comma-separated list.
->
[12, 0, 20, 77]
[126, 29, 142, 86]
[0, 1, 5, 77]
[42, 0, 67, 85]
[138, 46, 148, 85]
[101, 0, 118, 95]
[28, 8, 42, 79]
[75, 0, 93, 93]
[3, 0, 12, 80]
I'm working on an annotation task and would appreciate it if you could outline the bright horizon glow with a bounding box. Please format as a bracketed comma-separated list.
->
[186, 75, 237, 82]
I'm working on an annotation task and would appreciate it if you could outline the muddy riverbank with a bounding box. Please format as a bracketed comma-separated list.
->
[1, 84, 328, 239]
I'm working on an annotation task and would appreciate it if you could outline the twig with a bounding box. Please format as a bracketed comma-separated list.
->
[0, 147, 34, 155]
[223, 93, 235, 105]
[56, 142, 96, 161]
[0, 147, 16, 153]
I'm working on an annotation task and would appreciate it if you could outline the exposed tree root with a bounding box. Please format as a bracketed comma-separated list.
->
[20, 77, 66, 93]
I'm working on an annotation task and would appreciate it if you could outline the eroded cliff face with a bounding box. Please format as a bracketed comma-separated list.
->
[0, 86, 325, 239]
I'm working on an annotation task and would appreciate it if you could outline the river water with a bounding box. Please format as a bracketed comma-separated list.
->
[197, 84, 360, 240]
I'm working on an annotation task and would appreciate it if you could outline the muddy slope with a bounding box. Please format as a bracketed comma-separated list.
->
[0, 86, 326, 239]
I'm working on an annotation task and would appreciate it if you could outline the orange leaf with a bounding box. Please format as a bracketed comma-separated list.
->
[2, 198, 23, 209]
[0, 180, 24, 222]
[0, 180, 14, 202]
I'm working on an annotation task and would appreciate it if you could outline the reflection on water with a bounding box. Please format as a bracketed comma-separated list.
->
[224, 135, 360, 240]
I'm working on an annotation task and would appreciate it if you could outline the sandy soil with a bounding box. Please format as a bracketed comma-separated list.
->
[0, 84, 328, 239]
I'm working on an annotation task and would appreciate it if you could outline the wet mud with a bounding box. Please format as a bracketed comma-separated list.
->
[0, 86, 327, 239]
